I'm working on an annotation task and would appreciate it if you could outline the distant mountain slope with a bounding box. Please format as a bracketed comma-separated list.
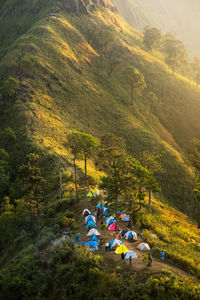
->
[1, 0, 200, 216]
[111, 0, 200, 56]
[109, 0, 151, 30]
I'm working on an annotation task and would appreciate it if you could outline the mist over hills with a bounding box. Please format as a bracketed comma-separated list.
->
[111, 0, 200, 56]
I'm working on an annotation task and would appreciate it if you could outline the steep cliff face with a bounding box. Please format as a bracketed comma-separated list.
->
[111, 0, 151, 30]
[61, 0, 117, 15]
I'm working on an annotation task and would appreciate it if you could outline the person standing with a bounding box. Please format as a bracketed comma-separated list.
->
[121, 252, 125, 260]
[147, 253, 152, 267]
[105, 242, 109, 252]
[161, 251, 165, 262]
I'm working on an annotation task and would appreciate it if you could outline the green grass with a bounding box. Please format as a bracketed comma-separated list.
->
[1, 0, 200, 217]
[137, 196, 200, 277]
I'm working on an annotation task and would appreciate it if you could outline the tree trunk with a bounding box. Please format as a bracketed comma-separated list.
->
[115, 191, 118, 234]
[36, 201, 40, 258]
[130, 213, 134, 230]
[148, 190, 151, 210]
[74, 156, 79, 203]
[59, 161, 63, 200]
[84, 156, 87, 178]
[130, 84, 133, 105]
[10, 232, 13, 248]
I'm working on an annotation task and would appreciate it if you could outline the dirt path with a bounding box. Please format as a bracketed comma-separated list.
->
[77, 199, 190, 279]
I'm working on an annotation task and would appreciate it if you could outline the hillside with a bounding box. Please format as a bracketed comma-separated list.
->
[111, 0, 200, 56]
[0, 1, 200, 213]
[1, 0, 200, 298]
[1, 0, 200, 217]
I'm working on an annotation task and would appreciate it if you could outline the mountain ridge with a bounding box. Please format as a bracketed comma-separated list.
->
[0, 0, 200, 216]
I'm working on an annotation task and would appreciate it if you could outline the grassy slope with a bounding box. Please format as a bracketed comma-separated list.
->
[140, 196, 200, 277]
[1, 0, 200, 215]
[76, 196, 200, 278]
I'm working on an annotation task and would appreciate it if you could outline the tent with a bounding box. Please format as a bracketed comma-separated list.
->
[87, 229, 101, 236]
[110, 239, 122, 249]
[117, 210, 126, 215]
[107, 219, 115, 227]
[115, 245, 128, 254]
[137, 242, 150, 251]
[82, 209, 91, 216]
[87, 191, 93, 197]
[85, 241, 98, 249]
[87, 188, 100, 197]
[103, 207, 108, 216]
[108, 223, 121, 231]
[124, 251, 138, 259]
[121, 230, 126, 237]
[85, 215, 96, 224]
[106, 216, 114, 225]
[125, 231, 137, 241]
[86, 221, 98, 230]
[91, 235, 99, 243]
[150, 233, 157, 239]
[119, 213, 126, 219]
[121, 215, 130, 222]
[88, 247, 97, 252]
[52, 235, 69, 247]
[93, 188, 100, 196]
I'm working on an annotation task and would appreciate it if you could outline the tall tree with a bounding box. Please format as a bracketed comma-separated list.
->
[66, 132, 82, 202]
[18, 153, 45, 258]
[143, 26, 162, 51]
[96, 134, 126, 232]
[126, 66, 146, 105]
[139, 151, 162, 210]
[191, 57, 200, 85]
[2, 77, 19, 100]
[0, 148, 10, 198]
[78, 132, 100, 179]
[162, 34, 188, 74]
[121, 157, 148, 229]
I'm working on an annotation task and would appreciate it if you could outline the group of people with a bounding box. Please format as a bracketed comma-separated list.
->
[79, 202, 166, 267]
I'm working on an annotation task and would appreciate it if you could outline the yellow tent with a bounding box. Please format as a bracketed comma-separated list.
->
[115, 245, 128, 254]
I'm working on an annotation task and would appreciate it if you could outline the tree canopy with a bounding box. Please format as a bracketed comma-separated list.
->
[143, 26, 162, 51]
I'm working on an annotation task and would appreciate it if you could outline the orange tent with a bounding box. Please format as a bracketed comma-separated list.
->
[119, 213, 126, 219]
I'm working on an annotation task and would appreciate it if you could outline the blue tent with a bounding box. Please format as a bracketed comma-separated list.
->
[106, 216, 114, 223]
[125, 231, 137, 241]
[85, 241, 98, 249]
[85, 215, 95, 224]
[107, 219, 115, 227]
[121, 215, 130, 222]
[110, 239, 122, 249]
[104, 208, 108, 216]
[124, 251, 138, 259]
[100, 203, 104, 211]
[86, 221, 98, 230]
[121, 230, 126, 237]
[91, 235, 99, 243]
